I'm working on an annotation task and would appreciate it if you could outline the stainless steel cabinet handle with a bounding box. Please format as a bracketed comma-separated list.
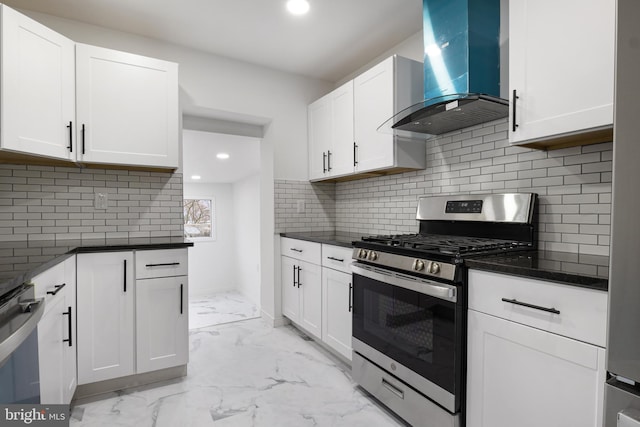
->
[297, 266, 302, 287]
[381, 378, 404, 399]
[327, 150, 332, 171]
[63, 306, 72, 347]
[123, 259, 127, 292]
[501, 298, 560, 315]
[46, 283, 66, 296]
[323, 152, 327, 173]
[327, 256, 344, 262]
[348, 282, 352, 312]
[290, 248, 303, 253]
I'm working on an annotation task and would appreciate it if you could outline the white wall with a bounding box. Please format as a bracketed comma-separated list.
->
[233, 174, 261, 307]
[184, 183, 236, 297]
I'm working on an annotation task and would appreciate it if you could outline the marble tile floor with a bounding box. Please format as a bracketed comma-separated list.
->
[189, 291, 260, 330]
[70, 318, 408, 427]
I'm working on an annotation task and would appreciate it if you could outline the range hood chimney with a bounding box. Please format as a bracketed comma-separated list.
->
[381, 0, 508, 137]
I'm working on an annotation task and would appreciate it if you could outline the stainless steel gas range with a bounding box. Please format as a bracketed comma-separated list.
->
[350, 193, 537, 427]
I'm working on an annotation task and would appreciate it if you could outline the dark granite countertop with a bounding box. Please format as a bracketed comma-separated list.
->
[0, 237, 193, 298]
[466, 250, 609, 291]
[280, 231, 363, 248]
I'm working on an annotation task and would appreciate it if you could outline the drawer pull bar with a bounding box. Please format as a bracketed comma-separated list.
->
[327, 256, 345, 262]
[290, 248, 303, 253]
[46, 283, 66, 296]
[381, 378, 404, 399]
[63, 306, 72, 347]
[501, 298, 560, 315]
[145, 262, 180, 267]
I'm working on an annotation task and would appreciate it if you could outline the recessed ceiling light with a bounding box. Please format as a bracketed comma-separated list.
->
[191, 175, 201, 180]
[216, 153, 230, 160]
[286, 0, 310, 15]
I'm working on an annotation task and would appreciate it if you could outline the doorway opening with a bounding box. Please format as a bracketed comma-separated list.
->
[182, 128, 262, 329]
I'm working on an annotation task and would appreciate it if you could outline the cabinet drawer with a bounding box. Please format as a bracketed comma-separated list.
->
[321, 244, 353, 274]
[31, 261, 66, 306]
[468, 270, 607, 347]
[281, 237, 321, 265]
[135, 248, 188, 279]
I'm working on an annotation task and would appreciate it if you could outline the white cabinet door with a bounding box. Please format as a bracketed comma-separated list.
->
[322, 268, 352, 360]
[354, 57, 395, 173]
[37, 289, 66, 404]
[329, 81, 355, 178]
[509, 0, 614, 145]
[1, 5, 75, 160]
[466, 310, 606, 427]
[75, 44, 179, 168]
[298, 260, 322, 339]
[281, 256, 300, 322]
[62, 256, 77, 404]
[136, 276, 188, 373]
[77, 252, 135, 384]
[308, 94, 331, 181]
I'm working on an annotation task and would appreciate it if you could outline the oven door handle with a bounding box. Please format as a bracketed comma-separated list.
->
[0, 298, 45, 364]
[351, 264, 457, 302]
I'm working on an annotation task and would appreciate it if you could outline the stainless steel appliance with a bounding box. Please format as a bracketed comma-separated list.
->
[380, 0, 508, 137]
[351, 193, 537, 427]
[0, 284, 45, 404]
[604, 1, 640, 425]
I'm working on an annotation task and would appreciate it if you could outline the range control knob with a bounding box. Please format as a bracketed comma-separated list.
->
[428, 262, 441, 274]
[359, 249, 368, 259]
[413, 259, 425, 271]
[368, 251, 378, 261]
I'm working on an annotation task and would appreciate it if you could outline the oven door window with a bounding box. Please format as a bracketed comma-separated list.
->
[353, 272, 460, 394]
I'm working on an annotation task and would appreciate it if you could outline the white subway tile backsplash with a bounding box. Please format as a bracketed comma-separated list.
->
[0, 165, 183, 241]
[274, 119, 612, 255]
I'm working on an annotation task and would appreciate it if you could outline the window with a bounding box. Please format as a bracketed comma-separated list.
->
[183, 198, 215, 240]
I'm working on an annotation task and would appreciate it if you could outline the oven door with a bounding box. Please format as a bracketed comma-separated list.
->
[351, 263, 464, 413]
[0, 294, 44, 404]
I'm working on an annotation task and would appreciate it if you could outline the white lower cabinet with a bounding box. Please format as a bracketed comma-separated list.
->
[36, 256, 77, 404]
[281, 255, 322, 339]
[321, 267, 352, 361]
[466, 310, 606, 427]
[466, 270, 607, 427]
[77, 249, 189, 384]
[38, 289, 66, 404]
[281, 238, 354, 361]
[77, 252, 135, 385]
[135, 250, 188, 374]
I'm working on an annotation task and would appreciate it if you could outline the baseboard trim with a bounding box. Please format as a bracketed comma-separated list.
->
[73, 365, 187, 404]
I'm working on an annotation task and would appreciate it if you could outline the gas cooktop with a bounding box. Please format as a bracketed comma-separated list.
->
[360, 233, 534, 257]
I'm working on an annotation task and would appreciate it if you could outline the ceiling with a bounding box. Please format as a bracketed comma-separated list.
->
[4, 0, 423, 82]
[182, 130, 261, 184]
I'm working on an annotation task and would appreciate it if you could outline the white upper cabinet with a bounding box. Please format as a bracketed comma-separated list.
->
[308, 81, 355, 181]
[76, 44, 179, 168]
[308, 93, 332, 181]
[309, 56, 425, 182]
[329, 81, 356, 177]
[354, 56, 426, 174]
[0, 5, 75, 160]
[509, 0, 615, 148]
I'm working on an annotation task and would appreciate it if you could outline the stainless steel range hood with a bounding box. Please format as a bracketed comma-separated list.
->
[381, 0, 508, 137]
